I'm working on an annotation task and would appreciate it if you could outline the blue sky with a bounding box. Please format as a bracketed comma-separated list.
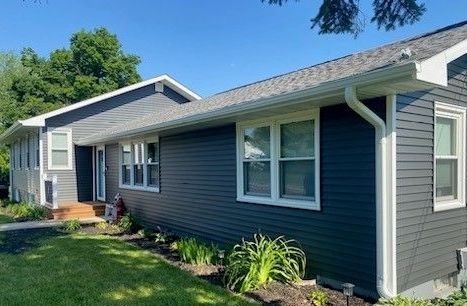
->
[0, 0, 465, 97]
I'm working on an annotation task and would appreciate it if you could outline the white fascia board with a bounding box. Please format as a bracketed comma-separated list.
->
[21, 75, 201, 127]
[416, 38, 467, 87]
[0, 121, 39, 145]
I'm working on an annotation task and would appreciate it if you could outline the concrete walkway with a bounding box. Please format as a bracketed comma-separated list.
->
[0, 217, 104, 232]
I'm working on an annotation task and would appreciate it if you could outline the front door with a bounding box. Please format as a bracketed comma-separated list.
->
[96, 146, 106, 201]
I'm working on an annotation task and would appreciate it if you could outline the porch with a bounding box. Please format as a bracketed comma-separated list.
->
[45, 201, 106, 220]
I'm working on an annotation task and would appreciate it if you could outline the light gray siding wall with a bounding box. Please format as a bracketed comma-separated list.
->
[10, 130, 41, 203]
[105, 100, 385, 296]
[43, 84, 184, 203]
[396, 55, 467, 292]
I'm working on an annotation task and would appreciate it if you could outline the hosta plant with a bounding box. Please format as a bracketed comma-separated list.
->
[224, 233, 306, 293]
[310, 289, 329, 306]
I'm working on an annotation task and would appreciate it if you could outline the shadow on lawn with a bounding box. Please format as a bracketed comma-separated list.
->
[0, 228, 66, 254]
[0, 229, 253, 306]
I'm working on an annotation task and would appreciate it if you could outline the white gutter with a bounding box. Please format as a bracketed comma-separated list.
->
[344, 86, 397, 298]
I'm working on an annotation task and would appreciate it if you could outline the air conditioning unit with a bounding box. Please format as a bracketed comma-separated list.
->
[457, 247, 467, 270]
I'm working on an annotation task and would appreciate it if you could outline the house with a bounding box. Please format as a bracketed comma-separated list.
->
[0, 75, 200, 216]
[1, 21, 467, 300]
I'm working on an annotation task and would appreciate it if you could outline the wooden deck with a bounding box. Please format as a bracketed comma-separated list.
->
[47, 201, 106, 220]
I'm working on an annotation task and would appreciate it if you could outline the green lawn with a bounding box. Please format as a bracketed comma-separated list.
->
[0, 230, 256, 306]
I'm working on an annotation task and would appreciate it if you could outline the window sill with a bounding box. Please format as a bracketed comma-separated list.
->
[434, 200, 466, 212]
[236, 195, 320, 211]
[119, 184, 160, 193]
[48, 168, 73, 171]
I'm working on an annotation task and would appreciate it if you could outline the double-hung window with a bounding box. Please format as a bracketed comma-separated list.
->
[119, 138, 159, 192]
[147, 142, 160, 188]
[133, 143, 144, 186]
[48, 129, 72, 170]
[434, 102, 466, 211]
[121, 144, 131, 185]
[237, 110, 320, 210]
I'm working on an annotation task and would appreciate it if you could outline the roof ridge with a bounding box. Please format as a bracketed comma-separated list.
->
[208, 19, 467, 98]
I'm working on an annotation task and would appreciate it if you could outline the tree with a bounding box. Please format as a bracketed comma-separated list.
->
[0, 27, 142, 184]
[18, 28, 141, 105]
[263, 0, 426, 36]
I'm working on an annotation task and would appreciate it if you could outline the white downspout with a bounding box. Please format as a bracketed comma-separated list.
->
[344, 86, 397, 299]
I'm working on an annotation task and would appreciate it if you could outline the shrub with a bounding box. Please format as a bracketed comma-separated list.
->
[61, 219, 81, 232]
[310, 289, 329, 306]
[377, 296, 433, 306]
[173, 238, 219, 265]
[6, 202, 48, 220]
[117, 213, 139, 233]
[224, 234, 306, 293]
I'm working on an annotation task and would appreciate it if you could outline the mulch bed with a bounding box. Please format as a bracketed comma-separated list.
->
[78, 225, 374, 306]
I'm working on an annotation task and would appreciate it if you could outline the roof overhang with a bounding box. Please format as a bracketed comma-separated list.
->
[78, 58, 451, 145]
[0, 121, 41, 145]
[0, 74, 201, 145]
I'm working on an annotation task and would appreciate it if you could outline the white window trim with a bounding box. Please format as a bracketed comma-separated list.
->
[146, 142, 160, 189]
[236, 109, 320, 210]
[34, 131, 40, 170]
[47, 128, 73, 170]
[26, 135, 30, 170]
[434, 101, 466, 212]
[19, 140, 22, 170]
[118, 136, 160, 193]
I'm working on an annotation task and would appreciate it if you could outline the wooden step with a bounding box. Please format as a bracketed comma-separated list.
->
[50, 202, 106, 220]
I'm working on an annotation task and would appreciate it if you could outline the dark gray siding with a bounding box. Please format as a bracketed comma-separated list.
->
[396, 55, 467, 292]
[163, 86, 191, 104]
[44, 84, 184, 202]
[105, 100, 385, 295]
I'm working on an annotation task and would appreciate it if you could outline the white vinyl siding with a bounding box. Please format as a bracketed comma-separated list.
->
[119, 137, 159, 192]
[434, 102, 466, 211]
[236, 110, 320, 210]
[47, 129, 73, 170]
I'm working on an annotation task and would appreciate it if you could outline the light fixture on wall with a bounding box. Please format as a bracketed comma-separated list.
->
[342, 283, 355, 306]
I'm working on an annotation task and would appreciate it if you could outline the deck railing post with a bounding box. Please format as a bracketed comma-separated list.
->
[52, 175, 58, 209]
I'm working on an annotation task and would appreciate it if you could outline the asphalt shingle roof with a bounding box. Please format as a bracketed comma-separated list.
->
[82, 21, 467, 143]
